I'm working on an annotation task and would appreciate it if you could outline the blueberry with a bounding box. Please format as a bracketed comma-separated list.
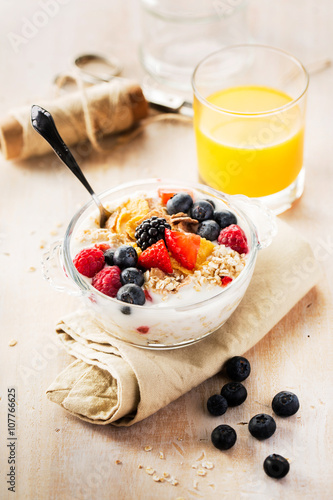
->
[205, 199, 216, 209]
[211, 424, 237, 450]
[166, 192, 193, 215]
[225, 356, 251, 382]
[263, 454, 290, 479]
[120, 267, 144, 287]
[272, 391, 300, 417]
[117, 284, 146, 306]
[104, 248, 115, 265]
[214, 210, 237, 229]
[197, 220, 220, 241]
[221, 382, 247, 407]
[248, 414, 276, 440]
[120, 305, 131, 315]
[190, 200, 214, 222]
[207, 395, 228, 416]
[113, 245, 138, 269]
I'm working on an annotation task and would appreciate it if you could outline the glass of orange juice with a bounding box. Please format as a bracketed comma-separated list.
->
[192, 45, 309, 214]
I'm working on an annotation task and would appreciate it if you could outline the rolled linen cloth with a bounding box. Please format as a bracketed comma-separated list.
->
[0, 79, 148, 160]
[46, 219, 320, 426]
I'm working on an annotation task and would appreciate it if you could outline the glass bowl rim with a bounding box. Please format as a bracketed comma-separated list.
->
[63, 178, 259, 311]
[191, 43, 309, 117]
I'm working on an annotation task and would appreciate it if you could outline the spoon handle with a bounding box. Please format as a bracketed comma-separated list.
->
[31, 105, 95, 196]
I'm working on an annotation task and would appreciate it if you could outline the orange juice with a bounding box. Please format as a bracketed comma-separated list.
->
[194, 86, 305, 197]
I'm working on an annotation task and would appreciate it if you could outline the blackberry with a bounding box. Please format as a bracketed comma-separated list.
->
[135, 216, 171, 251]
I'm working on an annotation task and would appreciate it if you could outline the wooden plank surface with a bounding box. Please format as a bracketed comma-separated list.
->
[0, 1, 332, 499]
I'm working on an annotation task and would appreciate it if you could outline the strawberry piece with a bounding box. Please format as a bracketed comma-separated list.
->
[158, 188, 194, 205]
[144, 290, 153, 302]
[92, 266, 122, 297]
[221, 276, 233, 287]
[94, 243, 111, 253]
[164, 228, 201, 270]
[137, 326, 149, 334]
[73, 248, 105, 278]
[218, 224, 249, 254]
[138, 239, 173, 274]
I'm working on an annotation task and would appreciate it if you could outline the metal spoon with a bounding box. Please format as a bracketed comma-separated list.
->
[31, 105, 111, 228]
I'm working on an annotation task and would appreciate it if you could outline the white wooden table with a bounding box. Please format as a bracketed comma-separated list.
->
[0, 1, 332, 498]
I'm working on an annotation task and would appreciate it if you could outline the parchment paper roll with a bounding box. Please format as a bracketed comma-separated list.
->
[0, 79, 148, 160]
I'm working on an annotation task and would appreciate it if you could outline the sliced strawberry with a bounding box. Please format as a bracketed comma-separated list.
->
[138, 239, 173, 274]
[144, 290, 153, 302]
[158, 188, 194, 205]
[164, 229, 201, 270]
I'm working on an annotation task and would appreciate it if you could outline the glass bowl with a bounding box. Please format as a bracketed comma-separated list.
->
[42, 179, 277, 349]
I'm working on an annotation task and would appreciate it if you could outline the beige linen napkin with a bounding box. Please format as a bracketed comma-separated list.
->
[47, 219, 320, 426]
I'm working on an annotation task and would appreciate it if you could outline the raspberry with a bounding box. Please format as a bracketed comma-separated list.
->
[92, 266, 122, 297]
[218, 224, 249, 254]
[73, 248, 105, 278]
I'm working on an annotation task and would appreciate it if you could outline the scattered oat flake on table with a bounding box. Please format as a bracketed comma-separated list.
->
[145, 467, 155, 475]
[196, 452, 205, 461]
[50, 230, 58, 236]
[197, 469, 207, 477]
[144, 445, 153, 452]
[163, 472, 170, 478]
[170, 478, 179, 486]
[201, 461, 214, 470]
[193, 479, 199, 490]
[191, 464, 198, 469]
[138, 464, 143, 469]
[8, 340, 17, 347]
[159, 451, 165, 459]
[27, 266, 36, 272]
[115, 460, 122, 465]
[55, 428, 60, 432]
[153, 474, 161, 482]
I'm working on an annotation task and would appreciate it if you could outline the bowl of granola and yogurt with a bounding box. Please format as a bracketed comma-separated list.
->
[43, 179, 277, 349]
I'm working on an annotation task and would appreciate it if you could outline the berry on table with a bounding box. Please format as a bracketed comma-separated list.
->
[164, 228, 201, 270]
[166, 192, 193, 215]
[263, 454, 290, 479]
[214, 210, 237, 229]
[248, 414, 276, 440]
[225, 356, 251, 381]
[221, 382, 247, 407]
[92, 266, 122, 297]
[272, 391, 300, 417]
[190, 200, 214, 222]
[197, 220, 220, 241]
[73, 248, 105, 278]
[135, 216, 171, 251]
[218, 224, 249, 254]
[211, 425, 237, 450]
[138, 239, 173, 274]
[207, 394, 228, 416]
[104, 248, 115, 265]
[113, 245, 138, 269]
[120, 267, 144, 287]
[117, 284, 146, 306]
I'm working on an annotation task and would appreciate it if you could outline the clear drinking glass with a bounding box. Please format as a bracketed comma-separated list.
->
[192, 44, 309, 214]
[139, 0, 249, 90]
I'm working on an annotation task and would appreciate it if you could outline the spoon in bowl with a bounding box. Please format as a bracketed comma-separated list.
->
[31, 105, 111, 228]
